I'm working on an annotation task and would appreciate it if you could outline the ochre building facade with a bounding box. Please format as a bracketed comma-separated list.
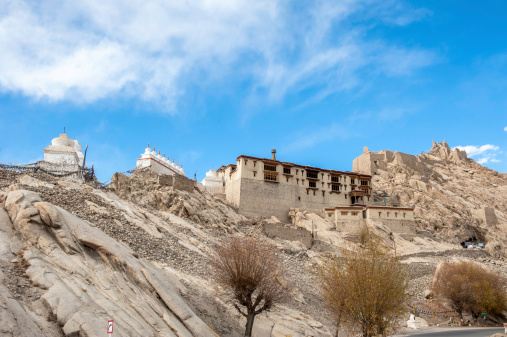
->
[213, 150, 373, 222]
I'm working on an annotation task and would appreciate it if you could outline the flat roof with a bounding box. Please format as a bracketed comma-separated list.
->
[366, 206, 414, 211]
[234, 155, 372, 178]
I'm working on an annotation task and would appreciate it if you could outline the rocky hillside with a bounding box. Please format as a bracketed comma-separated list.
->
[356, 140, 507, 257]
[0, 170, 337, 337]
[0, 148, 506, 336]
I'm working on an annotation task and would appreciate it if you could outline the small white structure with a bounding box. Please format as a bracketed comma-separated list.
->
[201, 170, 224, 194]
[42, 133, 85, 170]
[136, 144, 185, 176]
[406, 314, 428, 330]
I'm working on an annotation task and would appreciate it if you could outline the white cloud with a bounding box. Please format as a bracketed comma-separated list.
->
[0, 0, 434, 111]
[454, 144, 500, 157]
[504, 126, 507, 132]
[454, 144, 502, 165]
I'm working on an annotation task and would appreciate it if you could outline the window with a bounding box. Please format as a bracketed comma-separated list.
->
[345, 195, 347, 199]
[331, 176, 339, 183]
[378, 212, 381, 217]
[264, 164, 276, 172]
[352, 212, 358, 216]
[298, 196, 301, 200]
[253, 171, 257, 177]
[283, 167, 291, 174]
[322, 191, 325, 196]
[361, 180, 368, 186]
[264, 171, 277, 181]
[395, 213, 398, 217]
[286, 176, 289, 182]
[387, 212, 390, 217]
[403, 213, 406, 218]
[350, 179, 355, 184]
[340, 211, 348, 215]
[332, 184, 340, 191]
[309, 181, 316, 188]
[296, 178, 299, 184]
[253, 161, 256, 167]
[244, 159, 248, 165]
[307, 171, 318, 179]
[344, 186, 347, 191]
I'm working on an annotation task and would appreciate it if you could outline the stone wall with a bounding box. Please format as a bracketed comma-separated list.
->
[158, 172, 195, 192]
[335, 220, 366, 233]
[111, 169, 195, 197]
[262, 221, 313, 249]
[172, 174, 195, 192]
[237, 177, 350, 223]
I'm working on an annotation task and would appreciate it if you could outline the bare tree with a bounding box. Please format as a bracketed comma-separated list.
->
[209, 236, 289, 337]
[432, 261, 507, 318]
[316, 240, 409, 337]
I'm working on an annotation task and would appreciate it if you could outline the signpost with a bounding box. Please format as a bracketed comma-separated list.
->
[503, 322, 507, 333]
[107, 320, 114, 336]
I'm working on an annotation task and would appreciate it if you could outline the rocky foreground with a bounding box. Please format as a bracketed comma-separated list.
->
[0, 144, 506, 336]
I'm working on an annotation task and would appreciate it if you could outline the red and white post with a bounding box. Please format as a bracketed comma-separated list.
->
[107, 320, 114, 336]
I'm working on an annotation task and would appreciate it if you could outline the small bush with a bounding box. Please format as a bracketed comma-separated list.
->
[432, 261, 507, 317]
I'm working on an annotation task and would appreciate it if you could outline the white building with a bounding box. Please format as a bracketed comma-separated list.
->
[42, 133, 85, 170]
[201, 169, 225, 194]
[136, 144, 185, 176]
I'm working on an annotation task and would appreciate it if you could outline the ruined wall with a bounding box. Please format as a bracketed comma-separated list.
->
[158, 173, 195, 192]
[472, 206, 499, 226]
[262, 222, 313, 248]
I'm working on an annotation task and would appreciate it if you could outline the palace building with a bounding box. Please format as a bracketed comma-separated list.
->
[204, 149, 373, 222]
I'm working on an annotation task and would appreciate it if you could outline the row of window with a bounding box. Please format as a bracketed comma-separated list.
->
[335, 211, 407, 218]
[259, 163, 369, 184]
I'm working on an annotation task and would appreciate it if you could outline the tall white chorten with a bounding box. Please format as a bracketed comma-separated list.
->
[201, 169, 224, 194]
[136, 144, 185, 176]
[42, 133, 85, 169]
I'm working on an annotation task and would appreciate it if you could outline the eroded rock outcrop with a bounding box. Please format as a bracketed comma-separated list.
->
[1, 189, 218, 337]
[110, 169, 246, 231]
[354, 140, 507, 256]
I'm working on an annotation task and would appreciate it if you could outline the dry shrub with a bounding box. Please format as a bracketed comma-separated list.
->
[316, 240, 409, 337]
[432, 261, 507, 317]
[209, 235, 290, 337]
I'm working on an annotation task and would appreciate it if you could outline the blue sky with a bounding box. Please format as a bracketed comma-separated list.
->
[0, 0, 506, 182]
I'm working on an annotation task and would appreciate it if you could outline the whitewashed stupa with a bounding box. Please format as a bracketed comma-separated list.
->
[200, 169, 224, 194]
[136, 144, 185, 176]
[42, 133, 85, 170]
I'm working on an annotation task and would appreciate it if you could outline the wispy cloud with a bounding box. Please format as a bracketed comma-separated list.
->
[378, 106, 415, 121]
[282, 123, 357, 153]
[504, 126, 507, 132]
[454, 144, 501, 165]
[0, 0, 435, 112]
